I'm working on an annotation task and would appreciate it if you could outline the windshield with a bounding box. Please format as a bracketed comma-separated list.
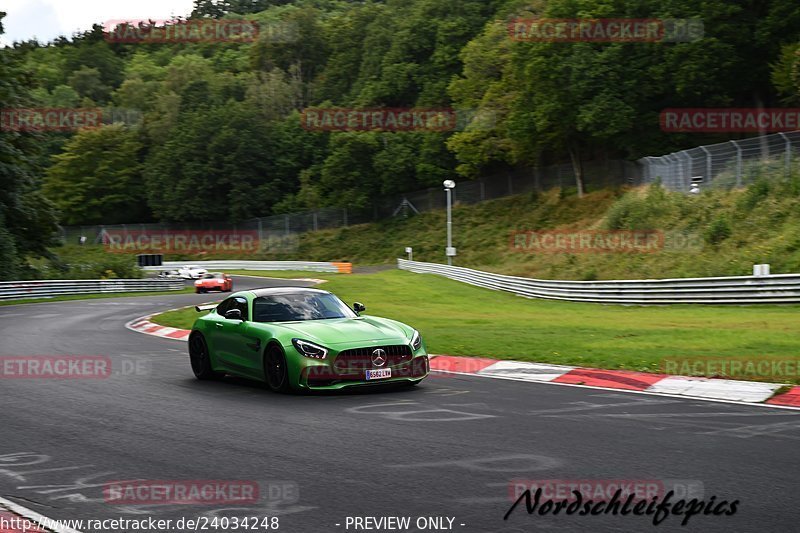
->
[253, 293, 357, 322]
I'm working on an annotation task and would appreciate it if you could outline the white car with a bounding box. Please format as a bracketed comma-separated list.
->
[177, 265, 208, 279]
[157, 270, 182, 279]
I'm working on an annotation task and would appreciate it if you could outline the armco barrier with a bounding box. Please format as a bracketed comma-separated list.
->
[0, 279, 185, 301]
[144, 260, 352, 274]
[397, 259, 800, 304]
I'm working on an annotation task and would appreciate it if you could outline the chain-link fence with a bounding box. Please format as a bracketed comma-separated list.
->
[378, 159, 640, 217]
[61, 159, 639, 244]
[60, 206, 355, 251]
[639, 131, 800, 191]
[62, 131, 800, 244]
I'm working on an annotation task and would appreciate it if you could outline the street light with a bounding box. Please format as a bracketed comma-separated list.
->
[443, 180, 456, 266]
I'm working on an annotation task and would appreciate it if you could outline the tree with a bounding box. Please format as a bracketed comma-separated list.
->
[68, 66, 110, 103]
[0, 12, 60, 279]
[44, 124, 148, 225]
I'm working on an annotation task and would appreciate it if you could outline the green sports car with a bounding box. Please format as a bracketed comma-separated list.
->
[188, 287, 429, 392]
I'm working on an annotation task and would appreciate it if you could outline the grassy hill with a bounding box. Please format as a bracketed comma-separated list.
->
[291, 175, 800, 280]
[45, 174, 800, 281]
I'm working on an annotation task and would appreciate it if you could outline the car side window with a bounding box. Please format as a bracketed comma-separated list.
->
[216, 298, 234, 317]
[232, 297, 249, 321]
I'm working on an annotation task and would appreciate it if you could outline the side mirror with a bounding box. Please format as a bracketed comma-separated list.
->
[353, 302, 366, 314]
[224, 308, 243, 321]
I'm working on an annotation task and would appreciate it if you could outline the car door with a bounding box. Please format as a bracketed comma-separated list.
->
[214, 296, 262, 378]
[205, 297, 234, 360]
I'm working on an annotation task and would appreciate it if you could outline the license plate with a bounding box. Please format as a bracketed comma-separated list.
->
[366, 368, 392, 380]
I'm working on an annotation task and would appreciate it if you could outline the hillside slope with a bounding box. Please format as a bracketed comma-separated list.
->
[47, 175, 800, 281]
[290, 177, 800, 280]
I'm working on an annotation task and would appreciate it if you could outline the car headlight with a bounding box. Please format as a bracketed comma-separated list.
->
[194, 280, 201, 285]
[292, 339, 328, 359]
[411, 330, 422, 351]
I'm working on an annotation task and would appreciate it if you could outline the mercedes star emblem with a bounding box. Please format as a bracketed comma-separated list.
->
[371, 349, 387, 367]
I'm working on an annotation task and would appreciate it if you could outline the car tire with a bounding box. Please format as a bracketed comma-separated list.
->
[196, 288, 204, 294]
[189, 333, 221, 380]
[264, 344, 291, 393]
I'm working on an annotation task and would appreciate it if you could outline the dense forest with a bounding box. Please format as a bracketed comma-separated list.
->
[1, 0, 800, 276]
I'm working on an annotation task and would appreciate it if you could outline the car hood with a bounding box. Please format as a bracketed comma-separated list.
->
[269, 316, 411, 346]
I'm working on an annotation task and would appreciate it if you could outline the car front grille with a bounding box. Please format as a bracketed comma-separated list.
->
[334, 344, 412, 371]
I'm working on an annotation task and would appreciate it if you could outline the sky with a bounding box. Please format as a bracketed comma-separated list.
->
[0, 0, 196, 46]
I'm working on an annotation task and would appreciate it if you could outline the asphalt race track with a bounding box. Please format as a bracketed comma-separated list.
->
[1, 276, 799, 533]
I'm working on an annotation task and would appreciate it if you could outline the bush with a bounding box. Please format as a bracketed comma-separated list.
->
[705, 216, 732, 245]
[0, 224, 20, 281]
[605, 193, 650, 230]
[737, 178, 770, 211]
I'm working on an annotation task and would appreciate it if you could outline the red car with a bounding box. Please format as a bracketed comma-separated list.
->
[194, 272, 233, 293]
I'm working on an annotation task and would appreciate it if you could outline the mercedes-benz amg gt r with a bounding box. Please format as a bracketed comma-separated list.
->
[188, 287, 429, 392]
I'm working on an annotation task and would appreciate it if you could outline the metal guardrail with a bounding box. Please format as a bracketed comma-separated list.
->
[0, 279, 186, 301]
[397, 259, 800, 304]
[144, 260, 353, 274]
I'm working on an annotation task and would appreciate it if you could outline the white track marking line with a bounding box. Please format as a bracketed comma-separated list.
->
[430, 369, 800, 411]
[0, 495, 83, 533]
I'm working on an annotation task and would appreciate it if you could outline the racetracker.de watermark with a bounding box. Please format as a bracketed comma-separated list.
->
[300, 108, 495, 132]
[661, 108, 800, 132]
[0, 107, 142, 132]
[662, 357, 800, 381]
[508, 479, 704, 502]
[1, 108, 100, 132]
[509, 230, 703, 254]
[0, 356, 111, 379]
[102, 19, 270, 43]
[102, 230, 260, 255]
[103, 480, 260, 505]
[508, 18, 703, 43]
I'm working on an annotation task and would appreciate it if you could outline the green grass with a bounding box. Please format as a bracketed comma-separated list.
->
[0, 287, 194, 306]
[151, 270, 800, 384]
[225, 270, 342, 279]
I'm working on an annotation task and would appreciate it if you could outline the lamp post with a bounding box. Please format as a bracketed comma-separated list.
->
[443, 180, 456, 265]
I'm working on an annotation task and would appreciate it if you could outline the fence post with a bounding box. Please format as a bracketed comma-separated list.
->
[700, 146, 712, 184]
[642, 158, 649, 183]
[778, 132, 791, 177]
[343, 208, 348, 228]
[732, 140, 743, 187]
[682, 151, 692, 191]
